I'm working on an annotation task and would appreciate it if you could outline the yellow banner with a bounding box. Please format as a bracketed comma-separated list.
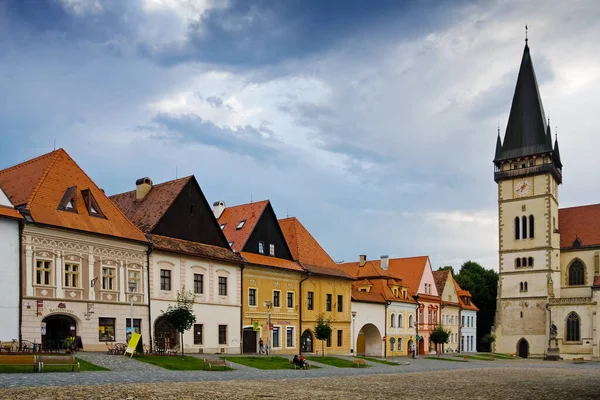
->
[124, 333, 142, 358]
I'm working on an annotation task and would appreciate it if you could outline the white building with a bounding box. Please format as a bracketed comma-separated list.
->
[0, 188, 21, 341]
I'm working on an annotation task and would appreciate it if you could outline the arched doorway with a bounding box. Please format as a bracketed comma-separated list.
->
[154, 316, 179, 350]
[301, 329, 313, 353]
[243, 327, 257, 353]
[356, 323, 382, 357]
[418, 337, 425, 355]
[43, 314, 76, 351]
[517, 338, 529, 358]
[407, 339, 414, 355]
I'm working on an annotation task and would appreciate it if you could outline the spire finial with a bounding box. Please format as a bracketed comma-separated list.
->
[555, 126, 558, 141]
[497, 122, 500, 136]
[525, 24, 528, 43]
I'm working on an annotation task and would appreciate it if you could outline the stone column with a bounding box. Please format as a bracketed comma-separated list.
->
[119, 261, 125, 302]
[25, 245, 33, 297]
[55, 250, 64, 299]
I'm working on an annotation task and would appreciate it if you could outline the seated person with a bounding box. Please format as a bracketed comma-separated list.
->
[293, 355, 303, 367]
[298, 355, 308, 369]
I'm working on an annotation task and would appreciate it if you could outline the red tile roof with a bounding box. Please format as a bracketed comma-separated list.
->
[0, 205, 22, 220]
[351, 289, 387, 304]
[338, 260, 399, 280]
[559, 203, 600, 249]
[241, 251, 304, 272]
[454, 281, 479, 311]
[152, 234, 243, 264]
[432, 270, 450, 296]
[0, 149, 147, 242]
[110, 177, 191, 232]
[218, 200, 269, 252]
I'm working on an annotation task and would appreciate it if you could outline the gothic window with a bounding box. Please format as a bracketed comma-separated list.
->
[528, 257, 534, 267]
[398, 314, 403, 328]
[390, 313, 395, 328]
[516, 258, 521, 268]
[568, 260, 585, 285]
[522, 216, 528, 239]
[529, 215, 534, 238]
[524, 282, 528, 291]
[515, 217, 520, 240]
[519, 282, 523, 291]
[566, 312, 580, 342]
[522, 257, 527, 267]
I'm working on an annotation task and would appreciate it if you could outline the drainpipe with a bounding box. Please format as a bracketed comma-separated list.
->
[458, 308, 462, 353]
[146, 239, 154, 353]
[239, 260, 245, 354]
[18, 218, 24, 349]
[384, 300, 391, 358]
[298, 271, 311, 355]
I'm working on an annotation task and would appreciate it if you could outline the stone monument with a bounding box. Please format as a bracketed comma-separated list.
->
[545, 322, 560, 361]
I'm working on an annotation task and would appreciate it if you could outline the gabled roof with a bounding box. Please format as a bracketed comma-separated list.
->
[351, 289, 387, 304]
[0, 149, 147, 242]
[241, 251, 304, 273]
[495, 43, 553, 163]
[279, 217, 336, 267]
[218, 200, 269, 252]
[152, 234, 243, 264]
[454, 281, 479, 311]
[383, 256, 430, 295]
[338, 260, 397, 280]
[432, 270, 450, 296]
[110, 177, 191, 232]
[558, 203, 600, 249]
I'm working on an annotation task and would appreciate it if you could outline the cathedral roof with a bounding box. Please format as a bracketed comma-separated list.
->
[559, 203, 600, 249]
[494, 43, 553, 163]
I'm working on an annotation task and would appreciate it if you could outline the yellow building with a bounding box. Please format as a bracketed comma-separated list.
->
[279, 217, 353, 355]
[433, 270, 462, 353]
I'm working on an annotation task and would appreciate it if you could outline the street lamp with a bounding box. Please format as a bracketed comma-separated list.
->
[128, 280, 136, 342]
[264, 300, 272, 355]
[351, 311, 357, 356]
[413, 294, 420, 357]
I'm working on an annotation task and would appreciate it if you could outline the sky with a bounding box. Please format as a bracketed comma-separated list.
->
[2, 0, 600, 271]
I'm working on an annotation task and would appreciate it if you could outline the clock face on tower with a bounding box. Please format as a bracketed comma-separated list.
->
[514, 179, 532, 197]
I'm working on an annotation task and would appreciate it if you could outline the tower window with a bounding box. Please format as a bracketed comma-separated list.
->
[529, 160, 534, 167]
[521, 163, 526, 168]
[522, 216, 528, 239]
[515, 217, 520, 240]
[528, 257, 534, 267]
[529, 215, 534, 238]
[516, 258, 521, 268]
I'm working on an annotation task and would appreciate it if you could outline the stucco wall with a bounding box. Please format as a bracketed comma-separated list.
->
[0, 218, 19, 340]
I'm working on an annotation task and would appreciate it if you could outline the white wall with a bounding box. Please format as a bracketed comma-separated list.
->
[0, 218, 19, 340]
[351, 301, 385, 356]
[462, 310, 477, 352]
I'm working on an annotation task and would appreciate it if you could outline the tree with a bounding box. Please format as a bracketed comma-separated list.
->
[437, 265, 455, 275]
[430, 325, 451, 357]
[314, 313, 332, 357]
[162, 287, 196, 356]
[481, 333, 496, 351]
[454, 261, 498, 352]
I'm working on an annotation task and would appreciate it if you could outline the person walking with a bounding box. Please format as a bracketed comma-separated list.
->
[259, 338, 264, 354]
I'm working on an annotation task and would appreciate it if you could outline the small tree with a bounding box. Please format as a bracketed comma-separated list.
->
[162, 287, 196, 356]
[314, 313, 333, 358]
[430, 325, 451, 357]
[481, 333, 496, 353]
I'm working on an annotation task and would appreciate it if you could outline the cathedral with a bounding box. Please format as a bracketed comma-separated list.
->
[493, 38, 600, 360]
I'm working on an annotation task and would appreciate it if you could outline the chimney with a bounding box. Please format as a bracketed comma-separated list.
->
[135, 177, 152, 200]
[359, 254, 367, 267]
[213, 200, 226, 219]
[381, 255, 389, 270]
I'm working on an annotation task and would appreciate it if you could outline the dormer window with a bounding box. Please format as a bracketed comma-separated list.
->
[236, 220, 246, 230]
[258, 241, 265, 254]
[57, 186, 78, 213]
[220, 224, 226, 230]
[66, 201, 74, 210]
[269, 244, 275, 256]
[82, 189, 105, 218]
[228, 241, 234, 248]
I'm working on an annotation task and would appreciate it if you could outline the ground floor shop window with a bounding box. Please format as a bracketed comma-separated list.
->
[337, 330, 343, 347]
[126, 318, 141, 335]
[286, 327, 294, 348]
[99, 318, 116, 341]
[218, 325, 227, 345]
[194, 324, 203, 345]
[272, 327, 280, 348]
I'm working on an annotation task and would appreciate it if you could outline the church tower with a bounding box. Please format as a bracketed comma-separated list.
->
[493, 39, 563, 358]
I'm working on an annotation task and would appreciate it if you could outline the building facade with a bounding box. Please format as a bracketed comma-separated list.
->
[433, 270, 462, 353]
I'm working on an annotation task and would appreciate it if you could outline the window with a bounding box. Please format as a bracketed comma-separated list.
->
[103, 267, 116, 290]
[529, 215, 534, 238]
[36, 260, 52, 285]
[194, 324, 203, 345]
[273, 290, 281, 307]
[528, 257, 534, 267]
[219, 277, 228, 296]
[236, 220, 246, 229]
[258, 241, 265, 254]
[326, 333, 331, 347]
[337, 295, 343, 312]
[98, 318, 115, 342]
[409, 315, 413, 327]
[126, 318, 141, 335]
[64, 263, 79, 288]
[462, 316, 465, 326]
[287, 292, 294, 308]
[391, 313, 396, 328]
[522, 216, 528, 239]
[218, 325, 227, 345]
[272, 327, 280, 347]
[228, 241, 234, 248]
[566, 312, 580, 342]
[326, 294, 332, 311]
[269, 244, 275, 256]
[220, 224, 226, 230]
[529, 160, 534, 167]
[81, 188, 104, 218]
[249, 288, 257, 306]
[128, 270, 140, 292]
[428, 309, 432, 323]
[160, 269, 171, 291]
[520, 282, 528, 292]
[307, 292, 314, 310]
[513, 163, 518, 169]
[337, 330, 343, 347]
[398, 314, 403, 328]
[193, 274, 204, 294]
[516, 258, 522, 268]
[397, 338, 402, 351]
[515, 217, 520, 240]
[569, 260, 585, 285]
[286, 327, 294, 348]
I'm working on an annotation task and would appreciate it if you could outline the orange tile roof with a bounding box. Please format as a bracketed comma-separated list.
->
[110, 177, 192, 232]
[351, 289, 387, 304]
[432, 270, 450, 296]
[558, 204, 600, 249]
[0, 205, 22, 220]
[354, 278, 373, 287]
[454, 281, 479, 311]
[0, 149, 147, 242]
[278, 217, 336, 267]
[386, 256, 430, 295]
[218, 200, 269, 252]
[152, 234, 243, 264]
[338, 260, 399, 280]
[240, 251, 304, 272]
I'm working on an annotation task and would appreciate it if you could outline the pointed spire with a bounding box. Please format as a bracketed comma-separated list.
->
[553, 126, 562, 167]
[495, 126, 503, 161]
[495, 40, 552, 162]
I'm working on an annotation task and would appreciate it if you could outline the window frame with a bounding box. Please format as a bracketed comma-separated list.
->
[102, 266, 117, 291]
[326, 293, 332, 312]
[194, 324, 203, 345]
[218, 276, 228, 296]
[218, 325, 227, 345]
[307, 291, 314, 310]
[126, 318, 141, 335]
[287, 291, 294, 308]
[248, 288, 257, 306]
[337, 294, 343, 312]
[193, 273, 204, 294]
[35, 259, 53, 286]
[64, 262, 80, 288]
[98, 317, 116, 342]
[258, 241, 265, 254]
[272, 326, 281, 348]
[566, 312, 581, 342]
[337, 329, 343, 347]
[286, 326, 294, 348]
[160, 269, 171, 291]
[568, 260, 585, 286]
[128, 269, 141, 293]
[273, 290, 281, 308]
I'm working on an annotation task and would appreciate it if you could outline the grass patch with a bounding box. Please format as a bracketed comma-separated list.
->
[425, 356, 469, 362]
[0, 357, 108, 373]
[221, 356, 291, 370]
[356, 356, 399, 366]
[136, 355, 228, 371]
[306, 356, 361, 368]
[491, 352, 515, 359]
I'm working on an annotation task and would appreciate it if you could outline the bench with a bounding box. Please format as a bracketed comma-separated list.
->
[289, 359, 310, 369]
[353, 358, 366, 368]
[572, 357, 585, 364]
[204, 358, 231, 370]
[39, 355, 80, 372]
[0, 355, 39, 372]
